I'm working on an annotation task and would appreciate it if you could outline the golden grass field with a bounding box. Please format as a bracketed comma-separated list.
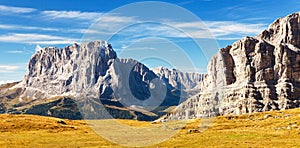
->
[0, 108, 299, 148]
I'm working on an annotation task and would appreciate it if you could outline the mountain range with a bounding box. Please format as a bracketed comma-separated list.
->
[0, 41, 204, 120]
[1, 12, 300, 121]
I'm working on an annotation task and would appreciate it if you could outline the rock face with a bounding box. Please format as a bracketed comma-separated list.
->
[168, 12, 300, 120]
[152, 67, 205, 98]
[21, 41, 161, 101]
[0, 40, 204, 120]
[22, 41, 117, 100]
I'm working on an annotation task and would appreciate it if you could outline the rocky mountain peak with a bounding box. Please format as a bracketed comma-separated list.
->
[260, 12, 300, 48]
[152, 66, 205, 90]
[22, 40, 117, 100]
[166, 12, 300, 120]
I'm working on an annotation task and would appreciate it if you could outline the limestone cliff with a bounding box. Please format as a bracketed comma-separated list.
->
[168, 12, 300, 120]
[21, 41, 116, 100]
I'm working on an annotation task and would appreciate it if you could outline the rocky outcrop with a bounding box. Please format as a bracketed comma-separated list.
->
[168, 12, 300, 120]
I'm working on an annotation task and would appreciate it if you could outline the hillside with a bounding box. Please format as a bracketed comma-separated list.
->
[0, 108, 299, 147]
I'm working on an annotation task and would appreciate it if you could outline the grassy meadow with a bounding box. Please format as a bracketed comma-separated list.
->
[0, 108, 299, 147]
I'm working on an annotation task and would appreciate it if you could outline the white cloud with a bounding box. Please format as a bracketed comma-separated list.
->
[41, 10, 103, 20]
[0, 6, 268, 44]
[41, 10, 137, 24]
[103, 20, 267, 40]
[91, 21, 211, 39]
[0, 63, 27, 82]
[0, 33, 63, 41]
[30, 40, 78, 45]
[157, 21, 267, 39]
[99, 15, 137, 23]
[204, 21, 267, 37]
[0, 24, 59, 31]
[0, 65, 22, 73]
[6, 47, 34, 54]
[7, 50, 25, 54]
[0, 5, 36, 14]
[7, 50, 32, 54]
[0, 33, 78, 45]
[121, 46, 157, 51]
[0, 23, 100, 35]
[96, 20, 267, 54]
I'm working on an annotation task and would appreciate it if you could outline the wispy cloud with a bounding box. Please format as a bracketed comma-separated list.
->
[177, 0, 195, 6]
[0, 20, 266, 41]
[204, 21, 267, 37]
[162, 21, 267, 39]
[0, 23, 100, 35]
[240, 17, 268, 22]
[6, 47, 34, 54]
[0, 33, 78, 45]
[0, 65, 23, 73]
[0, 5, 36, 14]
[0, 24, 59, 31]
[7, 50, 24, 54]
[7, 50, 32, 54]
[0, 5, 268, 45]
[99, 15, 137, 23]
[121, 46, 157, 51]
[41, 10, 137, 23]
[30, 40, 78, 45]
[41, 10, 103, 21]
[100, 20, 267, 40]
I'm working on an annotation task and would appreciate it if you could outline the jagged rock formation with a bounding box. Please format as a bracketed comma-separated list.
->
[21, 41, 116, 100]
[0, 41, 204, 120]
[152, 66, 205, 98]
[168, 12, 300, 120]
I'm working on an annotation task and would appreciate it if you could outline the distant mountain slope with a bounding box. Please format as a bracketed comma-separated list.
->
[152, 66, 205, 98]
[167, 12, 300, 120]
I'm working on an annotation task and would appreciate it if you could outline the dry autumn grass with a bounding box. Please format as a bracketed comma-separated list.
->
[0, 108, 299, 147]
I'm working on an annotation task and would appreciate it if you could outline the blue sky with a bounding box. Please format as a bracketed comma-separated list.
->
[0, 0, 299, 84]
